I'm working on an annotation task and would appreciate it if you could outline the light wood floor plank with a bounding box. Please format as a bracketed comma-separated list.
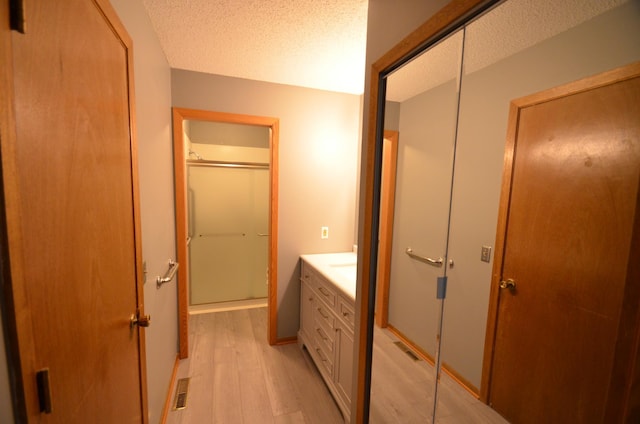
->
[248, 307, 304, 416]
[231, 309, 262, 371]
[239, 367, 276, 423]
[213, 359, 243, 423]
[280, 345, 345, 424]
[274, 410, 307, 424]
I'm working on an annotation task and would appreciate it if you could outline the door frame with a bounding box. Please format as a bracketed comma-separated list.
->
[480, 61, 640, 421]
[375, 130, 398, 328]
[172, 107, 280, 356]
[357, 1, 498, 421]
[0, 0, 148, 420]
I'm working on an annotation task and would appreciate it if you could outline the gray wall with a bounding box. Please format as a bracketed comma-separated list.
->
[172, 69, 361, 338]
[111, 1, 177, 423]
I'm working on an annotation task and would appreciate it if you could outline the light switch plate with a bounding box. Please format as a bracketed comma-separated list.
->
[321, 226, 329, 239]
[481, 246, 492, 263]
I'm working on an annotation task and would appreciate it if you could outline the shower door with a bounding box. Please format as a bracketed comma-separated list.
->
[188, 164, 269, 305]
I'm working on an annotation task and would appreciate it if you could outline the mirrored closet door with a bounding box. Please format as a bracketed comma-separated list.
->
[365, 0, 640, 422]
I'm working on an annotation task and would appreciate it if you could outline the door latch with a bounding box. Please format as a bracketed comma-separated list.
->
[499, 278, 516, 290]
[130, 310, 151, 328]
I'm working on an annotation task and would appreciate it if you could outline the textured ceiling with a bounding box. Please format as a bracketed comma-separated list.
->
[142, 0, 368, 94]
[387, 0, 627, 102]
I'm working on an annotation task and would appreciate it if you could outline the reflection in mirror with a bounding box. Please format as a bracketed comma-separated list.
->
[439, 0, 640, 422]
[367, 0, 640, 422]
[369, 30, 464, 423]
[184, 120, 270, 310]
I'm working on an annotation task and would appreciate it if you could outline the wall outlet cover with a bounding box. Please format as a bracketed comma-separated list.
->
[321, 226, 329, 239]
[481, 245, 492, 263]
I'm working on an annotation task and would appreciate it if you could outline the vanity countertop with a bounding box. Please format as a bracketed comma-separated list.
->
[300, 252, 357, 300]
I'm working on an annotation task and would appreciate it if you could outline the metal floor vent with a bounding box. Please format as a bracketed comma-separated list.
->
[172, 378, 190, 411]
[393, 341, 421, 362]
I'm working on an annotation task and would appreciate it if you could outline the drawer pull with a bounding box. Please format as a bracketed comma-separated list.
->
[315, 348, 327, 362]
[308, 296, 313, 301]
[316, 328, 328, 341]
[317, 307, 329, 319]
[318, 286, 331, 297]
[343, 311, 350, 318]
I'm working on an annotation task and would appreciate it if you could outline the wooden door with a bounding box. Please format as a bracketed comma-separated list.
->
[484, 63, 640, 423]
[0, 0, 147, 422]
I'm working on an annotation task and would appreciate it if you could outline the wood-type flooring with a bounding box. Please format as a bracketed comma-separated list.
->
[165, 307, 508, 423]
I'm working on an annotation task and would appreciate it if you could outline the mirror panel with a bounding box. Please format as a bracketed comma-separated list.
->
[368, 0, 640, 422]
[370, 30, 464, 423]
[438, 0, 640, 420]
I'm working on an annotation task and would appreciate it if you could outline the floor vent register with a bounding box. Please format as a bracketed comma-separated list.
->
[393, 341, 421, 362]
[172, 378, 190, 411]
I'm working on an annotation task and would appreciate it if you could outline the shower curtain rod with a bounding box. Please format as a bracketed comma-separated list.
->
[186, 159, 269, 170]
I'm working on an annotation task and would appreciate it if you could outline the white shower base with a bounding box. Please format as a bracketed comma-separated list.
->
[189, 298, 267, 314]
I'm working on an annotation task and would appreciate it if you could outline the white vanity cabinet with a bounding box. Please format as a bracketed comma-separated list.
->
[298, 256, 355, 422]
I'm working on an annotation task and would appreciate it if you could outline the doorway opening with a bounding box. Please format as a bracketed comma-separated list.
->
[173, 108, 280, 357]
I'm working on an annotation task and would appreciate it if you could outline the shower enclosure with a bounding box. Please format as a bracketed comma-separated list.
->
[188, 161, 269, 305]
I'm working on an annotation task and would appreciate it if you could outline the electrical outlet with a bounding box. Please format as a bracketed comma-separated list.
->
[321, 226, 329, 239]
[481, 246, 492, 263]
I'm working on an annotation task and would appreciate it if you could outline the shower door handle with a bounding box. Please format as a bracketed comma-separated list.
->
[405, 248, 443, 267]
[257, 233, 269, 237]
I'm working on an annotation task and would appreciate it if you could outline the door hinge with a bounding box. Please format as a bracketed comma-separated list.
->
[9, 0, 26, 33]
[36, 368, 52, 414]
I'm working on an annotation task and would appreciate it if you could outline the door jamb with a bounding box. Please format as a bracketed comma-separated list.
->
[375, 130, 398, 328]
[172, 107, 280, 357]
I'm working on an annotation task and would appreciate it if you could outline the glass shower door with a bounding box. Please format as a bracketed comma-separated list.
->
[188, 164, 269, 305]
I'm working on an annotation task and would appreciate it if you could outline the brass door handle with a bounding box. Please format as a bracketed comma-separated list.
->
[499, 278, 516, 290]
[130, 313, 151, 328]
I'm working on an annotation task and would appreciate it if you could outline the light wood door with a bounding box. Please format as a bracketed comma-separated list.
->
[485, 63, 640, 423]
[1, 0, 147, 421]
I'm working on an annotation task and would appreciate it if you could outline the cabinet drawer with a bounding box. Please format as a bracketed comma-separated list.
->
[338, 295, 355, 330]
[300, 262, 317, 286]
[313, 343, 334, 377]
[313, 302, 335, 337]
[314, 276, 337, 307]
[313, 323, 334, 355]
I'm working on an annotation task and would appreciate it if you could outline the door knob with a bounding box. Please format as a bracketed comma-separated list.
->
[130, 312, 151, 328]
[499, 278, 516, 290]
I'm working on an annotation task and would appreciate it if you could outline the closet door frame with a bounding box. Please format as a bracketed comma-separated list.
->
[356, 1, 499, 422]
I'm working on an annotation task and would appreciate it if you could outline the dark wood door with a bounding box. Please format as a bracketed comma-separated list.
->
[1, 0, 147, 421]
[486, 63, 640, 423]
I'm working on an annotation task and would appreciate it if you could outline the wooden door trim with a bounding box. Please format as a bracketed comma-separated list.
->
[1, 0, 31, 420]
[108, 0, 150, 417]
[0, 0, 149, 420]
[172, 107, 280, 356]
[375, 130, 398, 328]
[480, 61, 640, 417]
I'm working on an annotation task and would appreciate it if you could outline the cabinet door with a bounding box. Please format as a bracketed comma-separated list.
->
[300, 280, 315, 343]
[335, 320, 354, 409]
